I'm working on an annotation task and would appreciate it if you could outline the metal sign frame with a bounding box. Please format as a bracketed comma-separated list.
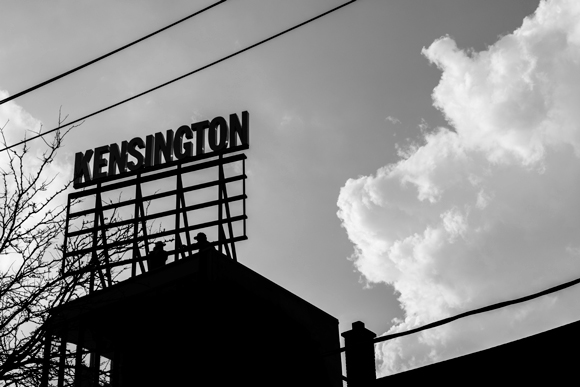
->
[62, 145, 248, 293]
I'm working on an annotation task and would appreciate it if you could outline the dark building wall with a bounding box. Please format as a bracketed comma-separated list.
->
[47, 251, 342, 386]
[376, 318, 580, 385]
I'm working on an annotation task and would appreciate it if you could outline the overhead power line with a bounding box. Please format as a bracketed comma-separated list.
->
[0, 0, 227, 107]
[0, 0, 357, 153]
[326, 271, 580, 356]
[374, 273, 580, 344]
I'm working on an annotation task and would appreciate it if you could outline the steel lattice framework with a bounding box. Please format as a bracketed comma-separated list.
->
[62, 145, 248, 294]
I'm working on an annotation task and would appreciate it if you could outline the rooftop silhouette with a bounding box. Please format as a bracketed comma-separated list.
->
[44, 248, 342, 386]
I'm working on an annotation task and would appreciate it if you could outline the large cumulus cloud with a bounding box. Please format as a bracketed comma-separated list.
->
[337, 0, 580, 376]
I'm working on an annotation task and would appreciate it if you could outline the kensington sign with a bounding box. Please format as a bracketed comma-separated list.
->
[74, 111, 249, 188]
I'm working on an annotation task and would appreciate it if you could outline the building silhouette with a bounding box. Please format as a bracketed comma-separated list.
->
[43, 248, 342, 386]
[43, 229, 578, 386]
[340, 317, 580, 386]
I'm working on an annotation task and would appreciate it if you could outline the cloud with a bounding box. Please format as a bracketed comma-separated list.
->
[0, 89, 72, 186]
[0, 89, 73, 272]
[337, 0, 580, 376]
[386, 116, 401, 125]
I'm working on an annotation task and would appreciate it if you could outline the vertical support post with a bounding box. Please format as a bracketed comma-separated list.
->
[74, 325, 85, 387]
[90, 351, 101, 386]
[218, 155, 223, 254]
[219, 225, 231, 258]
[341, 321, 377, 387]
[175, 164, 181, 262]
[93, 189, 107, 290]
[111, 350, 121, 387]
[132, 176, 147, 275]
[89, 186, 101, 293]
[176, 170, 192, 259]
[243, 158, 246, 239]
[137, 182, 151, 262]
[57, 330, 68, 387]
[132, 175, 140, 277]
[41, 329, 52, 387]
[218, 157, 237, 261]
[97, 199, 112, 287]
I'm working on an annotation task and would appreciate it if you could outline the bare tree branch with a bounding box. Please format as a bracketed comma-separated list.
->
[0, 114, 119, 387]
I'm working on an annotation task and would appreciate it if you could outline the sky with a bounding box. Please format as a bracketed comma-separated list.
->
[4, 0, 580, 377]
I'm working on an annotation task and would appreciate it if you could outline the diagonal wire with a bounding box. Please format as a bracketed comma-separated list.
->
[0, 0, 227, 107]
[373, 274, 580, 344]
[0, 0, 357, 153]
[325, 272, 580, 356]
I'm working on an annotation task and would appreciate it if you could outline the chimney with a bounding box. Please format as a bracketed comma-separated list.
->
[341, 321, 376, 386]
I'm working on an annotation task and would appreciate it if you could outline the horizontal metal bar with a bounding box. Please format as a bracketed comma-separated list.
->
[64, 215, 247, 258]
[66, 194, 246, 238]
[68, 174, 246, 219]
[69, 152, 247, 199]
[63, 235, 248, 277]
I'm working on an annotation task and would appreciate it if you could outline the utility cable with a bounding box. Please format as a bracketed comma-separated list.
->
[373, 273, 580, 344]
[327, 272, 580, 356]
[0, 0, 227, 106]
[0, 0, 357, 153]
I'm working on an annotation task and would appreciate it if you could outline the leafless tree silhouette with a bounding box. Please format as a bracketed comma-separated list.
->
[0, 113, 132, 386]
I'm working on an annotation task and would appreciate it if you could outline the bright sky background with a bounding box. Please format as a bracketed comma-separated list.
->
[5, 0, 580, 376]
